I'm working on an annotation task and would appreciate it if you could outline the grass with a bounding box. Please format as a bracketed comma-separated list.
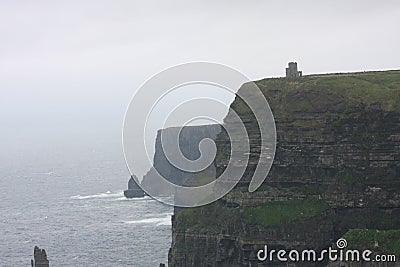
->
[244, 199, 329, 227]
[344, 229, 400, 254]
[175, 203, 238, 233]
[176, 199, 330, 232]
[230, 71, 400, 123]
[251, 70, 400, 116]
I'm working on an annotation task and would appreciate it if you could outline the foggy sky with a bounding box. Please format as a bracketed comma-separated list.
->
[1, 0, 399, 159]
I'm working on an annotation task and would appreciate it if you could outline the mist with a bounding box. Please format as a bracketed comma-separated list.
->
[1, 0, 399, 166]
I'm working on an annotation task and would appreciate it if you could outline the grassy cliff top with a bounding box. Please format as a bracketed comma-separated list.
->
[245, 70, 400, 116]
[344, 229, 400, 254]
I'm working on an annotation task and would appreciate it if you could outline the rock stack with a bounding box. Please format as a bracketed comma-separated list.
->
[31, 246, 49, 267]
[124, 175, 145, 198]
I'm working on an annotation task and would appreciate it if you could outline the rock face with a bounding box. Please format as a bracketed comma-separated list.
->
[168, 71, 400, 266]
[124, 175, 145, 198]
[141, 124, 221, 196]
[31, 246, 49, 267]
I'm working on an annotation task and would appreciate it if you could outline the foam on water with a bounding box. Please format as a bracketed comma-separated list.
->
[116, 195, 152, 201]
[123, 213, 172, 226]
[70, 191, 124, 200]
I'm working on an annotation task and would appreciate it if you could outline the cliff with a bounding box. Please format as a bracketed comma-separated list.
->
[141, 124, 221, 195]
[168, 70, 400, 266]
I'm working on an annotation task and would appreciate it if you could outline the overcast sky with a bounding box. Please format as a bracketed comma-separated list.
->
[1, 0, 399, 161]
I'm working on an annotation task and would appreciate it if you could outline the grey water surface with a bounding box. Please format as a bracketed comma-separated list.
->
[0, 139, 172, 267]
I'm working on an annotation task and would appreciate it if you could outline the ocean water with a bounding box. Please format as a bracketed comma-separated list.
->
[0, 138, 172, 267]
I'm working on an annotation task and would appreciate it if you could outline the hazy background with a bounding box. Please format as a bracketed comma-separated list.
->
[0, 0, 399, 176]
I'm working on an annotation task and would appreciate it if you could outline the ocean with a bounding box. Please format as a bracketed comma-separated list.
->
[0, 137, 172, 267]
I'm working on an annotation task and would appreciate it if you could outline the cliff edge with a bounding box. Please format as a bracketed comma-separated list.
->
[168, 70, 400, 267]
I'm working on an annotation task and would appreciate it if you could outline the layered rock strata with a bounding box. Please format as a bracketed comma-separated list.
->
[169, 71, 400, 266]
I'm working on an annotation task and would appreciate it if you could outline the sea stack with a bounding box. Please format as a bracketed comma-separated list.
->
[124, 175, 145, 198]
[31, 246, 49, 267]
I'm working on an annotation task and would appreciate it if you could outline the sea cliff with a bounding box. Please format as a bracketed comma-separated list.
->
[141, 124, 221, 195]
[168, 70, 400, 266]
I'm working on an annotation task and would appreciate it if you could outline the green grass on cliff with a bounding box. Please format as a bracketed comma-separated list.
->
[253, 70, 400, 115]
[344, 229, 400, 254]
[310, 72, 400, 111]
[175, 203, 238, 233]
[244, 199, 329, 227]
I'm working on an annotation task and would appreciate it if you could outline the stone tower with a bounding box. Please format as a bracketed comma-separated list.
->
[285, 62, 302, 79]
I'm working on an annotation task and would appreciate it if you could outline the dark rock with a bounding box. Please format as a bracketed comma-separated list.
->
[124, 175, 145, 198]
[141, 124, 221, 196]
[31, 246, 49, 267]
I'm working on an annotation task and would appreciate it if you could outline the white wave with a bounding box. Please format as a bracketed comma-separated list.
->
[123, 214, 172, 226]
[157, 216, 172, 226]
[70, 191, 124, 200]
[117, 195, 152, 201]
